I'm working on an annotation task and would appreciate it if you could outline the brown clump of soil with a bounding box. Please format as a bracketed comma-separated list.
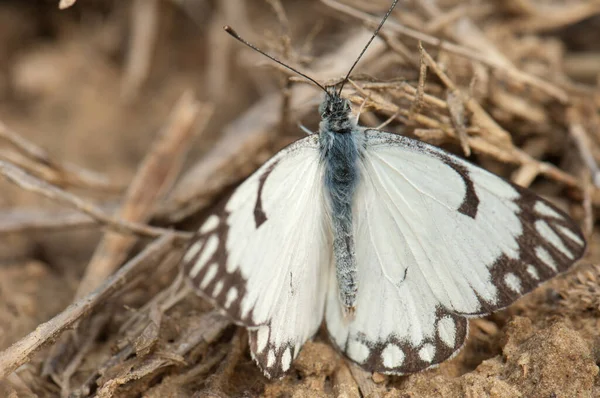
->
[0, 0, 599, 397]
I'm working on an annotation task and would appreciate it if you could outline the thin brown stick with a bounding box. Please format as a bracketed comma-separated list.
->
[508, 2, 600, 32]
[333, 362, 360, 398]
[0, 160, 191, 240]
[348, 362, 380, 397]
[75, 91, 209, 299]
[42, 92, 208, 387]
[424, 4, 494, 34]
[143, 346, 229, 397]
[58, 315, 106, 396]
[380, 32, 419, 67]
[203, 329, 246, 394]
[0, 207, 103, 234]
[511, 162, 540, 188]
[94, 312, 231, 396]
[0, 121, 123, 192]
[0, 234, 176, 379]
[419, 46, 513, 146]
[446, 90, 471, 157]
[121, 0, 160, 101]
[409, 42, 427, 119]
[58, 0, 76, 9]
[375, 109, 401, 130]
[321, 0, 570, 103]
[569, 113, 600, 188]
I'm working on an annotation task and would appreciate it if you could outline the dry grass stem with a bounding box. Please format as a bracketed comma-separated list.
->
[0, 121, 123, 192]
[348, 363, 380, 397]
[58, 0, 76, 9]
[121, 0, 160, 101]
[446, 90, 471, 156]
[0, 207, 101, 234]
[93, 312, 230, 397]
[322, 0, 570, 102]
[0, 234, 176, 379]
[0, 160, 191, 240]
[508, 2, 600, 32]
[419, 46, 512, 146]
[332, 363, 361, 398]
[75, 91, 208, 299]
[42, 92, 207, 389]
[568, 111, 600, 188]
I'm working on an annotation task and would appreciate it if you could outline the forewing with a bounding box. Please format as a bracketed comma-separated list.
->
[183, 135, 332, 378]
[326, 130, 585, 375]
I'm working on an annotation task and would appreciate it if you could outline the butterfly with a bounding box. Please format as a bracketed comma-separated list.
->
[181, 0, 586, 379]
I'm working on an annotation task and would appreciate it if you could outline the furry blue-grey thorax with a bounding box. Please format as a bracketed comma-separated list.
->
[318, 89, 363, 315]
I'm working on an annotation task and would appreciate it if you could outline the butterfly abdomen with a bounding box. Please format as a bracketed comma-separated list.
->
[319, 93, 363, 313]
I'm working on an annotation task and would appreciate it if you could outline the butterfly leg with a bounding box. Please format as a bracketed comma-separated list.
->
[298, 123, 315, 135]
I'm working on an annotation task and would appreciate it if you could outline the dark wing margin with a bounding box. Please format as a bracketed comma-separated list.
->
[325, 129, 585, 376]
[182, 134, 330, 379]
[471, 184, 586, 314]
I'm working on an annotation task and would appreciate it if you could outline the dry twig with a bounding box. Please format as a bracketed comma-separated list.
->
[58, 0, 76, 10]
[0, 160, 191, 241]
[322, 0, 570, 102]
[43, 92, 208, 392]
[121, 0, 160, 101]
[0, 207, 104, 234]
[0, 234, 177, 379]
[0, 121, 123, 192]
[93, 312, 231, 397]
[75, 91, 209, 299]
[568, 109, 600, 188]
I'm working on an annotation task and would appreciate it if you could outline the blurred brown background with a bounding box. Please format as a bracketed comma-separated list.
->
[0, 0, 599, 396]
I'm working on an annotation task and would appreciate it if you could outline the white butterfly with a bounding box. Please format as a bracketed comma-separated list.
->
[182, 2, 586, 379]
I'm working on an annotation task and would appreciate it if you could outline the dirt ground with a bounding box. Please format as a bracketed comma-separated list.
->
[0, 0, 599, 397]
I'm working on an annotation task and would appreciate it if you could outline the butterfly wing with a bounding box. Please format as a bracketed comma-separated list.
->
[326, 130, 585, 374]
[183, 135, 332, 378]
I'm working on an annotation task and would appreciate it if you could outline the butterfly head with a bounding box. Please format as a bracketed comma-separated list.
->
[318, 87, 355, 134]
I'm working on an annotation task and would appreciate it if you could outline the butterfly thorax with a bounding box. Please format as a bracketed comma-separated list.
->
[318, 91, 362, 315]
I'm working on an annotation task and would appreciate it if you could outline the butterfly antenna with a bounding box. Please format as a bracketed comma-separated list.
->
[337, 0, 399, 96]
[224, 26, 329, 95]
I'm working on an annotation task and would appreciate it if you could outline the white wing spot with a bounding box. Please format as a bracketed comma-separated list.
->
[225, 287, 238, 308]
[527, 265, 540, 280]
[557, 225, 584, 246]
[281, 347, 292, 372]
[212, 280, 224, 297]
[418, 343, 436, 363]
[267, 350, 276, 368]
[199, 214, 220, 234]
[348, 340, 370, 364]
[183, 240, 203, 263]
[535, 220, 574, 259]
[437, 316, 456, 348]
[256, 327, 269, 353]
[503, 273, 522, 293]
[189, 235, 218, 277]
[534, 201, 563, 219]
[200, 263, 218, 288]
[535, 246, 558, 272]
[381, 344, 404, 369]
